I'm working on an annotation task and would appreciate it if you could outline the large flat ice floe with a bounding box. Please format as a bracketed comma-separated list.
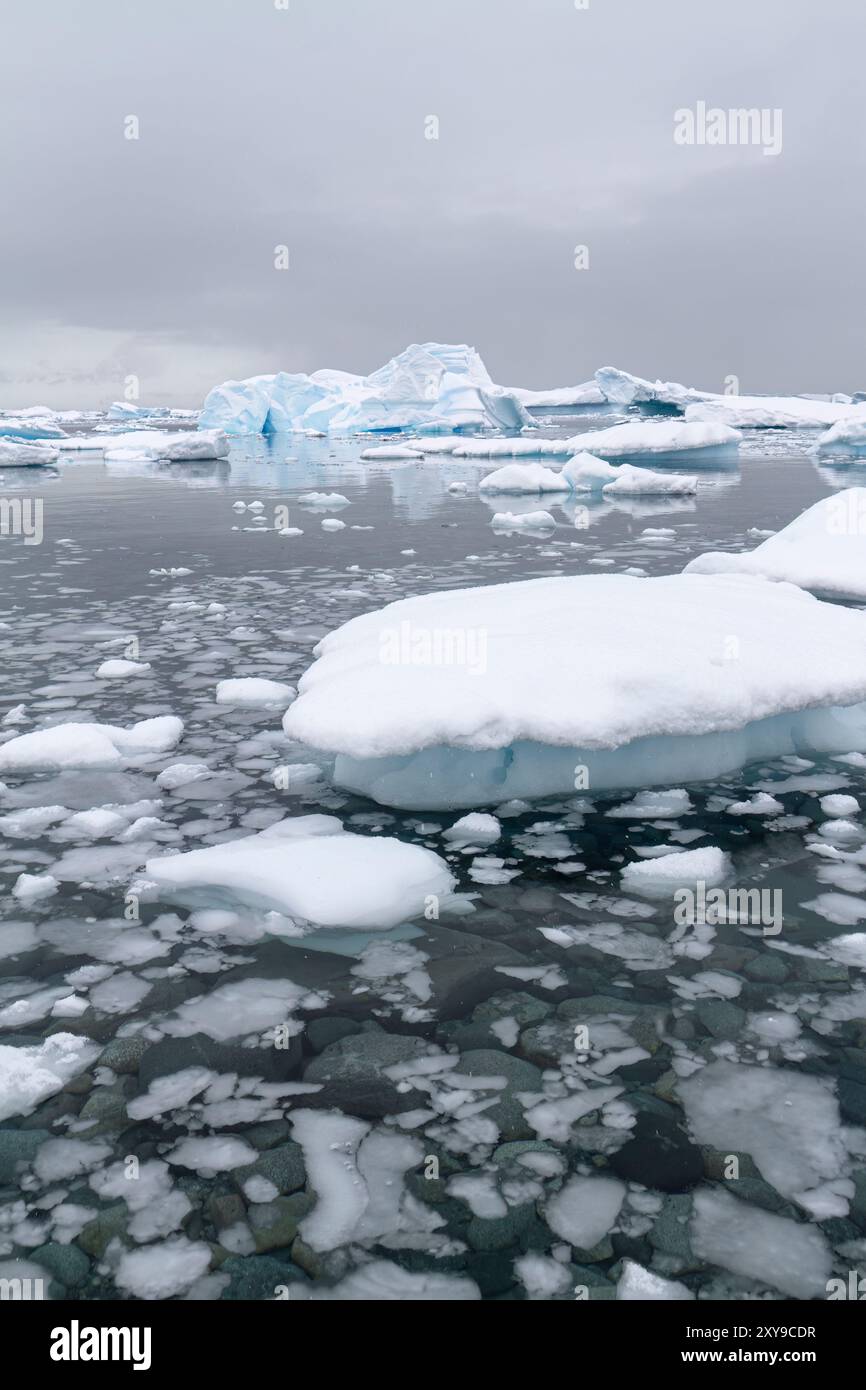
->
[145, 814, 454, 928]
[57, 429, 230, 462]
[452, 420, 738, 462]
[283, 572, 866, 809]
[684, 489, 866, 600]
[564, 420, 740, 460]
[0, 439, 60, 466]
[199, 343, 533, 436]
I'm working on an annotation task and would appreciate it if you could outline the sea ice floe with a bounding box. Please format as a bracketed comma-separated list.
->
[95, 659, 151, 679]
[479, 463, 569, 494]
[96, 429, 230, 461]
[616, 1259, 693, 1301]
[283, 572, 866, 809]
[563, 454, 698, 495]
[490, 510, 556, 533]
[113, 1237, 212, 1300]
[621, 847, 732, 898]
[545, 1174, 626, 1249]
[690, 1189, 831, 1300]
[814, 418, 866, 455]
[146, 813, 454, 928]
[684, 489, 866, 601]
[214, 677, 296, 707]
[0, 439, 60, 466]
[0, 716, 183, 773]
[678, 1060, 850, 1207]
[563, 420, 740, 460]
[0, 1033, 98, 1122]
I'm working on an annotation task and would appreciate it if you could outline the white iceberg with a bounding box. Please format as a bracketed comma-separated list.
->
[146, 813, 455, 927]
[101, 429, 230, 462]
[564, 420, 740, 460]
[562, 453, 698, 495]
[0, 716, 183, 773]
[0, 415, 67, 440]
[199, 343, 533, 436]
[0, 439, 60, 466]
[684, 489, 866, 600]
[814, 418, 866, 455]
[479, 463, 568, 494]
[282, 571, 866, 809]
[490, 509, 557, 533]
[594, 366, 713, 409]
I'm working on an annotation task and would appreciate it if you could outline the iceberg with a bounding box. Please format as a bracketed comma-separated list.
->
[478, 454, 697, 496]
[684, 489, 866, 600]
[563, 420, 740, 461]
[594, 366, 713, 409]
[479, 463, 568, 494]
[282, 572, 866, 809]
[562, 453, 698, 495]
[814, 418, 866, 456]
[145, 814, 455, 928]
[0, 439, 60, 466]
[101, 429, 229, 462]
[511, 381, 606, 409]
[490, 509, 557, 533]
[199, 343, 533, 436]
[0, 415, 67, 440]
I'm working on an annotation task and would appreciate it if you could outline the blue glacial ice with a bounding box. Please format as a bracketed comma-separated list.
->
[198, 343, 534, 436]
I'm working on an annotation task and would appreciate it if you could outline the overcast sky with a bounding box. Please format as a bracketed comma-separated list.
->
[1, 0, 864, 408]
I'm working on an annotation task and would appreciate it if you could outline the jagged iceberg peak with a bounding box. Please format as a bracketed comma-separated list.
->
[283, 572, 866, 809]
[198, 342, 533, 436]
[684, 487, 866, 600]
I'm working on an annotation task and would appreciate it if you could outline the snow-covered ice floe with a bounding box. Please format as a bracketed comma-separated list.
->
[564, 420, 740, 461]
[813, 418, 866, 456]
[145, 814, 454, 927]
[0, 716, 183, 773]
[453, 420, 738, 463]
[283, 572, 866, 809]
[64, 429, 230, 462]
[684, 488, 866, 601]
[199, 343, 533, 436]
[478, 454, 696, 497]
[0, 414, 67, 441]
[0, 1033, 98, 1122]
[0, 439, 60, 466]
